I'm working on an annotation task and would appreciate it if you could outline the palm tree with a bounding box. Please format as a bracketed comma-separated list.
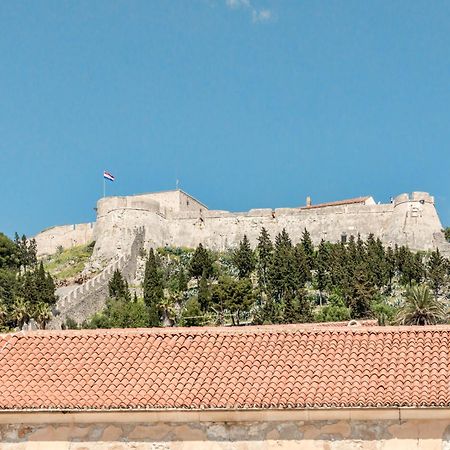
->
[397, 285, 447, 326]
[0, 301, 8, 327]
[33, 302, 52, 330]
[160, 294, 176, 326]
[11, 297, 30, 329]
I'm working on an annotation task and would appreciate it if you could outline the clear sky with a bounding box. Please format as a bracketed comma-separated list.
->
[1, 1, 449, 238]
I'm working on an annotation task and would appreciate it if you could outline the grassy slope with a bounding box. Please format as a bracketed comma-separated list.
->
[43, 243, 94, 281]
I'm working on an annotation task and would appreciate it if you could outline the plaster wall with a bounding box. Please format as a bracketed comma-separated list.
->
[34, 223, 95, 257]
[2, 417, 450, 449]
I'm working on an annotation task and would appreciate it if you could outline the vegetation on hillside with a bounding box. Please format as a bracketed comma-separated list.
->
[0, 233, 57, 331]
[69, 228, 450, 329]
[43, 242, 95, 281]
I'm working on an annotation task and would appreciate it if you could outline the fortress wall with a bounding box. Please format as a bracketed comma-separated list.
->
[34, 223, 95, 257]
[164, 203, 395, 250]
[37, 191, 446, 262]
[92, 208, 166, 262]
[91, 196, 445, 257]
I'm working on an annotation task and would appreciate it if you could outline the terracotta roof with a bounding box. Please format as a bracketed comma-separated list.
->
[300, 196, 371, 209]
[0, 325, 449, 411]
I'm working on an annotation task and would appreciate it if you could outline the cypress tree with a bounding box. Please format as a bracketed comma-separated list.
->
[256, 228, 273, 291]
[316, 239, 330, 304]
[301, 228, 315, 270]
[347, 264, 374, 319]
[296, 288, 313, 323]
[269, 229, 295, 303]
[293, 244, 311, 287]
[282, 289, 313, 324]
[427, 249, 447, 298]
[282, 291, 297, 324]
[177, 267, 188, 293]
[189, 243, 213, 279]
[197, 270, 211, 312]
[108, 269, 130, 301]
[143, 248, 163, 326]
[385, 246, 396, 292]
[232, 235, 255, 279]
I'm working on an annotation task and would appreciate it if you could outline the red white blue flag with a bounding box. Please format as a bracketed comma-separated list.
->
[103, 171, 115, 182]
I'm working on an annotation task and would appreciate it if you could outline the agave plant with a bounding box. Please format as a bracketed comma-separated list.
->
[397, 284, 447, 326]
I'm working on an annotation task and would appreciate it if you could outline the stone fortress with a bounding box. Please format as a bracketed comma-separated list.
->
[34, 189, 450, 327]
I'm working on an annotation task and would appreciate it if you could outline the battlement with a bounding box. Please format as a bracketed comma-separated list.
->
[393, 192, 435, 206]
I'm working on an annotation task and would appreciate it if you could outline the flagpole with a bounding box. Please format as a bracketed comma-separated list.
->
[103, 172, 106, 198]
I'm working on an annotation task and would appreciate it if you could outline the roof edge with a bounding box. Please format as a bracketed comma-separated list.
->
[0, 408, 449, 424]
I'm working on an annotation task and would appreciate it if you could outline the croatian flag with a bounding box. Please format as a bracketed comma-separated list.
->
[103, 171, 115, 182]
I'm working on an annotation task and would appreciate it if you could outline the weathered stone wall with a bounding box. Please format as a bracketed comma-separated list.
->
[1, 417, 450, 449]
[90, 191, 448, 262]
[35, 190, 450, 260]
[34, 223, 95, 257]
[48, 227, 145, 328]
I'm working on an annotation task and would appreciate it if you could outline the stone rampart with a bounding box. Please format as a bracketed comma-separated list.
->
[84, 190, 448, 262]
[34, 222, 95, 257]
[48, 227, 145, 329]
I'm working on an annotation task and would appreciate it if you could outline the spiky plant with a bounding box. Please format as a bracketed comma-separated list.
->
[33, 302, 52, 330]
[397, 285, 447, 326]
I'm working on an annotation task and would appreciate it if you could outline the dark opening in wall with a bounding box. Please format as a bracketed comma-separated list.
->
[341, 233, 347, 244]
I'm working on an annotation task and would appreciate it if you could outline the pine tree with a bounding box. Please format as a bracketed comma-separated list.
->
[316, 240, 330, 303]
[365, 234, 387, 288]
[347, 264, 374, 319]
[269, 229, 296, 303]
[189, 243, 213, 279]
[282, 291, 297, 324]
[108, 269, 130, 301]
[293, 244, 311, 287]
[427, 249, 447, 298]
[22, 262, 57, 307]
[143, 248, 163, 326]
[282, 289, 313, 324]
[385, 246, 396, 292]
[301, 228, 315, 271]
[256, 228, 273, 291]
[296, 289, 313, 323]
[232, 235, 255, 278]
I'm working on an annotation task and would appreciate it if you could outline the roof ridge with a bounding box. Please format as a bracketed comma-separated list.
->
[4, 323, 450, 338]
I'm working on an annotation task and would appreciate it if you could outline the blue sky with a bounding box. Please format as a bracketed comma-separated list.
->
[1, 0, 449, 238]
